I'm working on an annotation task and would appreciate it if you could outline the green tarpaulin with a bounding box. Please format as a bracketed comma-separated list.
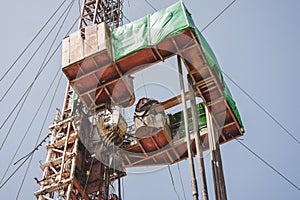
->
[111, 1, 244, 129]
[170, 103, 207, 131]
[112, 2, 194, 60]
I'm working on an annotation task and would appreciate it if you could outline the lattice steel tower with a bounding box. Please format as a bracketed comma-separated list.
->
[79, 0, 124, 29]
[34, 1, 124, 200]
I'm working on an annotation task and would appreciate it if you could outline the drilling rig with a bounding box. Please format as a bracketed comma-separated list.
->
[34, 1, 244, 200]
[34, 1, 126, 199]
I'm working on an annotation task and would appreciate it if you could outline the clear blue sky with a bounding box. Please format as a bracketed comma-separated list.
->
[0, 0, 299, 199]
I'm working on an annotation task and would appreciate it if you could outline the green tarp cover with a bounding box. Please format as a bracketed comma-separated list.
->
[111, 1, 244, 129]
[71, 90, 78, 116]
[112, 16, 149, 61]
[170, 103, 207, 131]
[112, 2, 193, 60]
[194, 29, 244, 128]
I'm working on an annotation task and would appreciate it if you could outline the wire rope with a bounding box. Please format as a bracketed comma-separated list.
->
[16, 74, 64, 199]
[0, 0, 75, 149]
[0, 0, 69, 82]
[167, 165, 181, 200]
[0, 74, 63, 191]
[236, 139, 300, 191]
[0, 0, 75, 102]
[0, 16, 79, 130]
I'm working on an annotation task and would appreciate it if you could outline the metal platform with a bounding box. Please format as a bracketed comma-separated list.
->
[62, 26, 243, 145]
[76, 105, 237, 168]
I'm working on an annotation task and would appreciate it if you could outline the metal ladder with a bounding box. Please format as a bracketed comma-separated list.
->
[35, 84, 80, 200]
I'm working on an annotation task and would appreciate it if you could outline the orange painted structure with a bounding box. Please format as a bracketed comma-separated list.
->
[62, 2, 244, 168]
